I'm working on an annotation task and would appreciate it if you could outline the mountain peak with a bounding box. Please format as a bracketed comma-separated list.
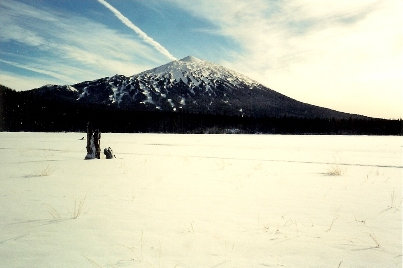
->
[179, 56, 202, 63]
[26, 55, 363, 121]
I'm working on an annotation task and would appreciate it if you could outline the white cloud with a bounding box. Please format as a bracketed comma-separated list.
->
[0, 58, 73, 83]
[97, 0, 177, 61]
[0, 0, 169, 88]
[0, 24, 47, 47]
[168, 0, 403, 118]
[59, 45, 150, 77]
[1, 0, 401, 118]
[0, 72, 61, 91]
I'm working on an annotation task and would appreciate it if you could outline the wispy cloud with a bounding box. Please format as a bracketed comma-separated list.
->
[0, 0, 167, 89]
[96, 0, 177, 61]
[0, 58, 72, 82]
[167, 0, 403, 118]
[0, 72, 61, 90]
[1, 0, 401, 118]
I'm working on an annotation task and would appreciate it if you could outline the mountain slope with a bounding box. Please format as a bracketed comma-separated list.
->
[31, 56, 362, 119]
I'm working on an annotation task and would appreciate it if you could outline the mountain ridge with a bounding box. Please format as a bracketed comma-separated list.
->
[29, 56, 366, 120]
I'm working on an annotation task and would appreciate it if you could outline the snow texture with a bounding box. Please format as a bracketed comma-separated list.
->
[136, 56, 258, 91]
[0, 133, 401, 267]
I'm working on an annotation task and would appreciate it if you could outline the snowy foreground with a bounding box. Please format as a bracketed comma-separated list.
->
[0, 132, 401, 267]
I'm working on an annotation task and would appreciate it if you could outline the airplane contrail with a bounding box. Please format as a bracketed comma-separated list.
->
[97, 0, 177, 61]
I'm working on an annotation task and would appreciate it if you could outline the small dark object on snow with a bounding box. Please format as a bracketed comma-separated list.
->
[85, 122, 101, 160]
[94, 129, 101, 159]
[79, 137, 85, 140]
[104, 147, 116, 159]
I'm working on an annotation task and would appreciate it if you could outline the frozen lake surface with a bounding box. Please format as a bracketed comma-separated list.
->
[0, 133, 401, 267]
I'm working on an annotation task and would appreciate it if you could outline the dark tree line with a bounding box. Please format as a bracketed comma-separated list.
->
[1, 85, 402, 135]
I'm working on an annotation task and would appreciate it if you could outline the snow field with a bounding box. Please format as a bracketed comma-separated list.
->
[0, 133, 401, 267]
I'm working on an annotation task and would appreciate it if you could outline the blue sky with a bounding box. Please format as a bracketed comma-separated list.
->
[1, 0, 402, 119]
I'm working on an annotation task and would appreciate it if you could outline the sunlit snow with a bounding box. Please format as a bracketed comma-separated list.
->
[0, 133, 401, 267]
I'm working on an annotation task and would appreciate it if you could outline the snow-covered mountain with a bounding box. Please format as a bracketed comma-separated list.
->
[31, 56, 360, 119]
